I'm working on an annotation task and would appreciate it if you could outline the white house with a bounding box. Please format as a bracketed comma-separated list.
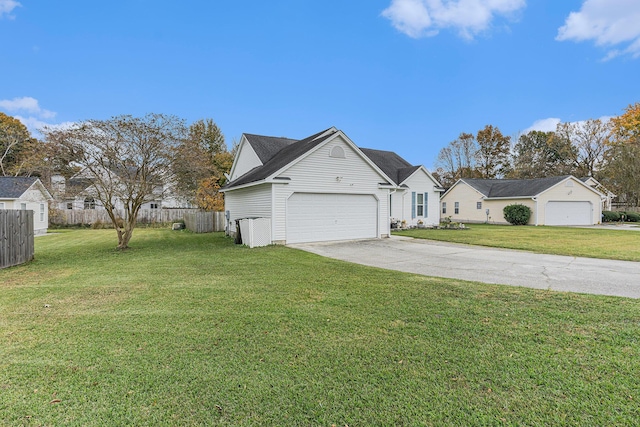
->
[51, 168, 192, 212]
[221, 127, 443, 244]
[0, 176, 53, 235]
[440, 175, 605, 226]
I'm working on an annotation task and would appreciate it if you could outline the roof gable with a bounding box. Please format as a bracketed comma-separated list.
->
[243, 133, 298, 164]
[223, 128, 338, 189]
[461, 175, 594, 198]
[0, 176, 39, 199]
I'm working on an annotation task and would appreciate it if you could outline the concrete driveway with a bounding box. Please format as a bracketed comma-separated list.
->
[290, 237, 640, 299]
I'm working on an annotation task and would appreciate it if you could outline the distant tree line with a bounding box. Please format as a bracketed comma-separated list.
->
[433, 102, 640, 207]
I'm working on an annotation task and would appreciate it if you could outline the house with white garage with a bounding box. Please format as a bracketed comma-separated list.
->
[580, 176, 615, 211]
[221, 127, 443, 244]
[440, 175, 605, 226]
[0, 176, 53, 235]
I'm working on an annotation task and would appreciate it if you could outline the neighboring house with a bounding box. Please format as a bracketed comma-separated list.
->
[51, 169, 192, 212]
[0, 176, 53, 235]
[221, 127, 443, 244]
[440, 175, 605, 226]
[580, 177, 616, 211]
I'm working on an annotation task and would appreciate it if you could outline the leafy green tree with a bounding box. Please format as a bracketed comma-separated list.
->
[172, 118, 232, 207]
[476, 125, 511, 178]
[0, 112, 40, 176]
[509, 129, 578, 178]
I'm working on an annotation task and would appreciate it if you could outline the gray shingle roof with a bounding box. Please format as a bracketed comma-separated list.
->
[243, 134, 298, 164]
[359, 148, 419, 185]
[223, 128, 337, 189]
[0, 176, 38, 199]
[224, 128, 429, 190]
[463, 175, 572, 198]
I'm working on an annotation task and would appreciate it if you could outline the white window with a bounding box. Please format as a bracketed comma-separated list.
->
[84, 197, 96, 210]
[0, 202, 4, 209]
[67, 202, 73, 210]
[40, 204, 45, 222]
[412, 192, 429, 218]
[442, 202, 446, 214]
[477, 201, 482, 210]
[20, 203, 27, 210]
[150, 203, 159, 209]
[454, 202, 459, 214]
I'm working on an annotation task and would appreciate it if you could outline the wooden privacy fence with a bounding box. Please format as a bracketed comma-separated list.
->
[184, 211, 226, 233]
[51, 208, 203, 226]
[0, 209, 35, 269]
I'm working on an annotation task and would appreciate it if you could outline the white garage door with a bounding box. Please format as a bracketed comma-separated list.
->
[286, 193, 378, 244]
[545, 201, 593, 226]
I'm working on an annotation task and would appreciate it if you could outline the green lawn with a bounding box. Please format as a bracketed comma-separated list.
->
[1, 229, 639, 425]
[395, 224, 640, 261]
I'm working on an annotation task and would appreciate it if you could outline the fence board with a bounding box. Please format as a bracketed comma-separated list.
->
[0, 209, 34, 269]
[184, 211, 226, 233]
[50, 208, 214, 226]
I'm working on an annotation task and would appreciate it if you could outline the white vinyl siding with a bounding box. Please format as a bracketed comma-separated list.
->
[229, 137, 263, 181]
[224, 184, 272, 233]
[272, 135, 389, 243]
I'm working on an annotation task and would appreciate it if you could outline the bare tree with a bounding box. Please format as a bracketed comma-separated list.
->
[43, 113, 186, 249]
[556, 119, 611, 178]
[434, 132, 478, 187]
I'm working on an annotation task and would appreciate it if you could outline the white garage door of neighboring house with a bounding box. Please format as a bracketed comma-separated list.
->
[545, 201, 593, 226]
[286, 193, 378, 244]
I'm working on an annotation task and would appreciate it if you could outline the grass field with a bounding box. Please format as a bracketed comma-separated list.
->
[395, 224, 640, 261]
[1, 229, 639, 425]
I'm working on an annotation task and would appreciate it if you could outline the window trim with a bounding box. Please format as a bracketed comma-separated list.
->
[454, 202, 459, 214]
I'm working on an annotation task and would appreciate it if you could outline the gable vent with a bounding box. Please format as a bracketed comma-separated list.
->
[330, 146, 345, 158]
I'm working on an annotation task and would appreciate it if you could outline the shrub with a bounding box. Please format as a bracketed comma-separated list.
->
[623, 211, 640, 222]
[602, 211, 621, 222]
[503, 204, 531, 225]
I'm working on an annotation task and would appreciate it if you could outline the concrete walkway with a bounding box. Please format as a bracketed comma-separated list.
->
[290, 237, 640, 299]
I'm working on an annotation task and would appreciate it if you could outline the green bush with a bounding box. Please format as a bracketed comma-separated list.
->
[503, 204, 532, 225]
[602, 211, 621, 222]
[622, 211, 640, 222]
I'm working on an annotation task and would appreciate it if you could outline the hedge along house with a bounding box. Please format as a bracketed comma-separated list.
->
[0, 176, 53, 235]
[221, 127, 443, 244]
[440, 175, 605, 226]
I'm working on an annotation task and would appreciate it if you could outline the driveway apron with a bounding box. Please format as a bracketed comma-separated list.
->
[289, 237, 640, 299]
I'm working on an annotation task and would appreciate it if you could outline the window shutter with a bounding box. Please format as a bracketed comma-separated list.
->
[424, 193, 428, 218]
[411, 192, 416, 219]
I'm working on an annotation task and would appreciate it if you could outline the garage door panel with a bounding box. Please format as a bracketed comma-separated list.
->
[287, 193, 377, 244]
[545, 201, 592, 226]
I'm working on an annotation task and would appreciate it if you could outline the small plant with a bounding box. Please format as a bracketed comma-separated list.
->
[503, 204, 531, 225]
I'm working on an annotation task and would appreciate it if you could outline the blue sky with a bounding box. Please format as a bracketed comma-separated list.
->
[1, 0, 639, 169]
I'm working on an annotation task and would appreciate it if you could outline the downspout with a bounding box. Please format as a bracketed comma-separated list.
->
[532, 197, 538, 226]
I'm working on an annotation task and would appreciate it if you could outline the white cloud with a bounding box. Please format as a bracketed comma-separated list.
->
[522, 116, 612, 134]
[0, 97, 62, 137]
[522, 118, 561, 134]
[381, 0, 526, 40]
[0, 96, 56, 119]
[556, 0, 640, 59]
[0, 0, 20, 18]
